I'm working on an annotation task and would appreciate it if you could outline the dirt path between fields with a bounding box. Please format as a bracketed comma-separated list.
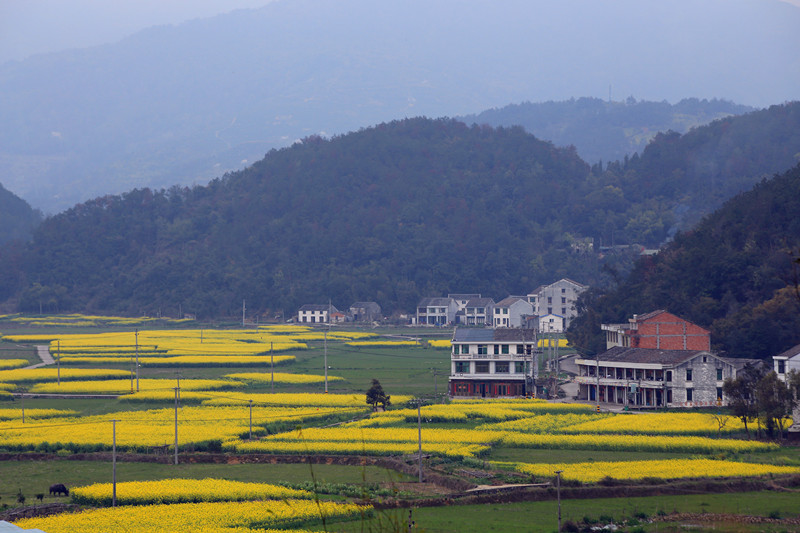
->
[25, 345, 54, 368]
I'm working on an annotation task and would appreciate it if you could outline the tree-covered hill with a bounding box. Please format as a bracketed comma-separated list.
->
[462, 97, 753, 166]
[1, 104, 799, 320]
[567, 164, 800, 361]
[4, 119, 598, 317]
[0, 182, 41, 244]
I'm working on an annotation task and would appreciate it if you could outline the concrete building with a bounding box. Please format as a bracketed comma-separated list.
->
[458, 297, 495, 326]
[449, 327, 538, 398]
[575, 347, 740, 408]
[492, 296, 534, 328]
[297, 304, 340, 324]
[350, 302, 382, 323]
[416, 297, 458, 326]
[601, 310, 711, 351]
[527, 279, 587, 328]
[774, 343, 800, 433]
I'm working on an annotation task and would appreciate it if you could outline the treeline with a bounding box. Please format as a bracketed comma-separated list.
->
[567, 164, 800, 360]
[0, 103, 799, 321]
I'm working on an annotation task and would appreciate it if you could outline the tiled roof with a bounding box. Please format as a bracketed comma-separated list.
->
[452, 327, 537, 343]
[775, 343, 800, 360]
[595, 346, 708, 365]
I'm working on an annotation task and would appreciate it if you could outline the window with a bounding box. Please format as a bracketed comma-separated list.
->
[666, 371, 672, 382]
[455, 361, 470, 373]
[495, 362, 509, 373]
[686, 388, 693, 402]
[516, 344, 524, 354]
[561, 288, 566, 293]
[561, 297, 566, 304]
[686, 369, 692, 381]
[477, 345, 487, 355]
[452, 344, 459, 354]
[515, 361, 526, 373]
[548, 307, 552, 314]
[475, 362, 490, 373]
[702, 356, 707, 363]
[778, 360, 786, 373]
[716, 368, 723, 380]
[501, 344, 509, 354]
[494, 345, 500, 355]
[716, 387, 723, 401]
[562, 308, 566, 315]
[548, 297, 552, 304]
[461, 344, 470, 355]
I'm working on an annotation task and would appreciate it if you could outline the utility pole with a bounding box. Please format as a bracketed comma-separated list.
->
[270, 342, 274, 394]
[248, 399, 253, 440]
[20, 388, 24, 423]
[112, 419, 117, 507]
[135, 329, 140, 392]
[555, 470, 563, 532]
[416, 400, 423, 483]
[242, 299, 246, 327]
[57, 341, 61, 385]
[323, 330, 328, 393]
[174, 387, 179, 465]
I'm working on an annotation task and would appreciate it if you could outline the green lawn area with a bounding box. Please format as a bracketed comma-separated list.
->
[330, 491, 800, 533]
[0, 460, 412, 507]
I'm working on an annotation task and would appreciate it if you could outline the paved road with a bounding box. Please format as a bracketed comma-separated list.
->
[25, 345, 54, 369]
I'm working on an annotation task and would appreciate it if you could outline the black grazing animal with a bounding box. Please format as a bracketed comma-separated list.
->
[49, 483, 69, 496]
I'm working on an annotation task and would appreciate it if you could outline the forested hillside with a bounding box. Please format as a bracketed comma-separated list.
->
[567, 164, 800, 360]
[0, 103, 798, 320]
[0, 182, 40, 244]
[462, 97, 752, 166]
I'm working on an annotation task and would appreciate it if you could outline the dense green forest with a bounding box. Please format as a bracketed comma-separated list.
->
[567, 164, 800, 360]
[0, 102, 798, 323]
[0, 182, 40, 244]
[462, 97, 752, 166]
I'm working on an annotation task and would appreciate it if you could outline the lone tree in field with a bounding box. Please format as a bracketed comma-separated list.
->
[366, 379, 391, 411]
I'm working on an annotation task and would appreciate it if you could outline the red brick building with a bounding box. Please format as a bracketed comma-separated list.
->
[601, 310, 710, 351]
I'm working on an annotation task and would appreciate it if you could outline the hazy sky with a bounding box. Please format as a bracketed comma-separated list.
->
[0, 0, 275, 64]
[2, 0, 799, 65]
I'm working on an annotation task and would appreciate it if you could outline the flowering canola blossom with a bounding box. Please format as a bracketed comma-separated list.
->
[506, 458, 800, 483]
[0, 405, 357, 451]
[223, 372, 343, 384]
[0, 359, 28, 369]
[0, 408, 77, 421]
[0, 368, 129, 383]
[561, 412, 751, 436]
[29, 378, 244, 394]
[15, 499, 369, 533]
[71, 478, 313, 506]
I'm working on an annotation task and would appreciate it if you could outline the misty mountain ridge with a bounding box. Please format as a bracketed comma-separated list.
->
[0, 0, 797, 212]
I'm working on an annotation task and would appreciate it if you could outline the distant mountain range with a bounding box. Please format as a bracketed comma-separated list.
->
[0, 183, 40, 244]
[0, 0, 797, 212]
[461, 98, 753, 166]
[1, 102, 798, 321]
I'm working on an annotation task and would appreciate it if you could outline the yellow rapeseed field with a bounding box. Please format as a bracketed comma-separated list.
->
[506, 458, 800, 483]
[15, 499, 369, 533]
[71, 478, 312, 506]
[29, 378, 243, 394]
[223, 372, 343, 384]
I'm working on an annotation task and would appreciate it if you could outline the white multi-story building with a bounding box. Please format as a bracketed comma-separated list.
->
[416, 297, 458, 326]
[527, 279, 587, 328]
[492, 296, 533, 328]
[297, 304, 340, 324]
[449, 328, 538, 398]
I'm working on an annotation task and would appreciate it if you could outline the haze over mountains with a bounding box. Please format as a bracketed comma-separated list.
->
[1, 0, 798, 212]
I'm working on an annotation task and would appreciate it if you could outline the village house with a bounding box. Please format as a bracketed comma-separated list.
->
[538, 313, 565, 333]
[492, 296, 533, 328]
[449, 327, 538, 398]
[575, 311, 755, 408]
[297, 304, 340, 324]
[416, 297, 458, 326]
[349, 302, 382, 323]
[774, 343, 800, 433]
[527, 278, 587, 328]
[458, 297, 495, 326]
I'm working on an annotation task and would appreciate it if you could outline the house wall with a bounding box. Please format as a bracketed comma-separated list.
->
[669, 357, 727, 406]
[633, 315, 711, 350]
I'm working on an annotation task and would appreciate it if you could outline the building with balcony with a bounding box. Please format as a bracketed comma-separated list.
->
[574, 346, 740, 408]
[416, 297, 458, 326]
[449, 328, 538, 398]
